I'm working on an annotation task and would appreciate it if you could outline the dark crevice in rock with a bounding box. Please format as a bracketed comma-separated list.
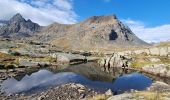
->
[109, 30, 118, 40]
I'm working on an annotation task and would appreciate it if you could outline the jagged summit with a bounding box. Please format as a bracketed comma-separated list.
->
[9, 13, 25, 23]
[37, 15, 149, 50]
[0, 13, 149, 50]
[82, 15, 118, 24]
[0, 13, 40, 38]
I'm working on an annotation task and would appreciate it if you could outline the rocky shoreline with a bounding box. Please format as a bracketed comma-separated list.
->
[0, 83, 102, 100]
[1, 82, 169, 100]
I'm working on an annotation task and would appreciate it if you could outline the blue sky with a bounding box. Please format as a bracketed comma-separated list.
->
[0, 0, 169, 42]
[74, 0, 170, 27]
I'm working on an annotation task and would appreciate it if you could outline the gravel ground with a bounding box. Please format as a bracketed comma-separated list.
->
[0, 83, 102, 100]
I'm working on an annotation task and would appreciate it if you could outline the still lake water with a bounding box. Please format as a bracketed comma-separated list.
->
[1, 69, 152, 95]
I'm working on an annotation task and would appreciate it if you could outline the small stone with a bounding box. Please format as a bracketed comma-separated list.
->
[79, 94, 86, 99]
[105, 89, 113, 96]
[78, 89, 85, 94]
[76, 84, 85, 89]
[37, 95, 45, 100]
[138, 96, 144, 99]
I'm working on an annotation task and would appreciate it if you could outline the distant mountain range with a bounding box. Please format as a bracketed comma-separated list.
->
[0, 13, 149, 50]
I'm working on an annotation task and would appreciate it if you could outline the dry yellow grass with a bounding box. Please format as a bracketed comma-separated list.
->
[131, 54, 170, 68]
[88, 94, 109, 100]
[134, 91, 170, 100]
[157, 41, 170, 47]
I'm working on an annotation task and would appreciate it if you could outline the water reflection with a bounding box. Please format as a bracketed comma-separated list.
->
[112, 73, 152, 94]
[1, 70, 152, 95]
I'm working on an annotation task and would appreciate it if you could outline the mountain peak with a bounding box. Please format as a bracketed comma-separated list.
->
[83, 14, 118, 24]
[10, 13, 25, 23]
[0, 13, 40, 38]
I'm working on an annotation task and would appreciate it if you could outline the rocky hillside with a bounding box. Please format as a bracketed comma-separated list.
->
[0, 13, 40, 38]
[36, 15, 149, 50]
[0, 14, 149, 51]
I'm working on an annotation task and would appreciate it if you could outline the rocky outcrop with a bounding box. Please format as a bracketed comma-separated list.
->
[50, 53, 86, 64]
[117, 46, 170, 57]
[0, 13, 40, 38]
[98, 53, 132, 75]
[107, 93, 133, 100]
[148, 81, 170, 92]
[142, 64, 170, 77]
[19, 59, 50, 67]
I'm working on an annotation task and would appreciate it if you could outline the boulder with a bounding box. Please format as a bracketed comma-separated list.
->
[19, 59, 49, 67]
[105, 89, 113, 96]
[142, 64, 170, 77]
[159, 47, 168, 56]
[117, 52, 125, 56]
[148, 58, 161, 62]
[148, 81, 170, 92]
[149, 47, 160, 56]
[133, 50, 144, 55]
[54, 53, 85, 64]
[0, 49, 9, 54]
[168, 47, 170, 54]
[107, 93, 133, 100]
[57, 54, 70, 64]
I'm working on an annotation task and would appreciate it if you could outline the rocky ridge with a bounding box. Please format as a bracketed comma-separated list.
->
[36, 15, 148, 50]
[0, 13, 149, 51]
[0, 13, 40, 38]
[98, 45, 170, 82]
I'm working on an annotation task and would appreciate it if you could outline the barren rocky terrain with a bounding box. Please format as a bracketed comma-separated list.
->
[0, 13, 170, 100]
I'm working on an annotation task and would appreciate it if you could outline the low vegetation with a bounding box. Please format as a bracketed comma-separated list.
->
[134, 91, 170, 100]
[131, 54, 170, 68]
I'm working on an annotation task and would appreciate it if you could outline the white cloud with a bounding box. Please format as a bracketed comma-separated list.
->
[0, 0, 78, 26]
[122, 19, 170, 43]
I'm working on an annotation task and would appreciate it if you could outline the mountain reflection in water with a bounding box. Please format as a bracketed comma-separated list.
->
[1, 70, 152, 95]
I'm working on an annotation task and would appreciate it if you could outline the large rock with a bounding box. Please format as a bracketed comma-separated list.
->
[19, 59, 49, 67]
[51, 53, 85, 64]
[107, 93, 133, 100]
[168, 47, 170, 54]
[142, 64, 170, 77]
[148, 58, 161, 62]
[132, 49, 150, 55]
[148, 81, 170, 92]
[159, 47, 168, 56]
[149, 47, 160, 56]
[0, 49, 9, 54]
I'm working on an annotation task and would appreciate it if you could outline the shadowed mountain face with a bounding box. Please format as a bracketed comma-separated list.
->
[0, 13, 40, 38]
[0, 13, 149, 50]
